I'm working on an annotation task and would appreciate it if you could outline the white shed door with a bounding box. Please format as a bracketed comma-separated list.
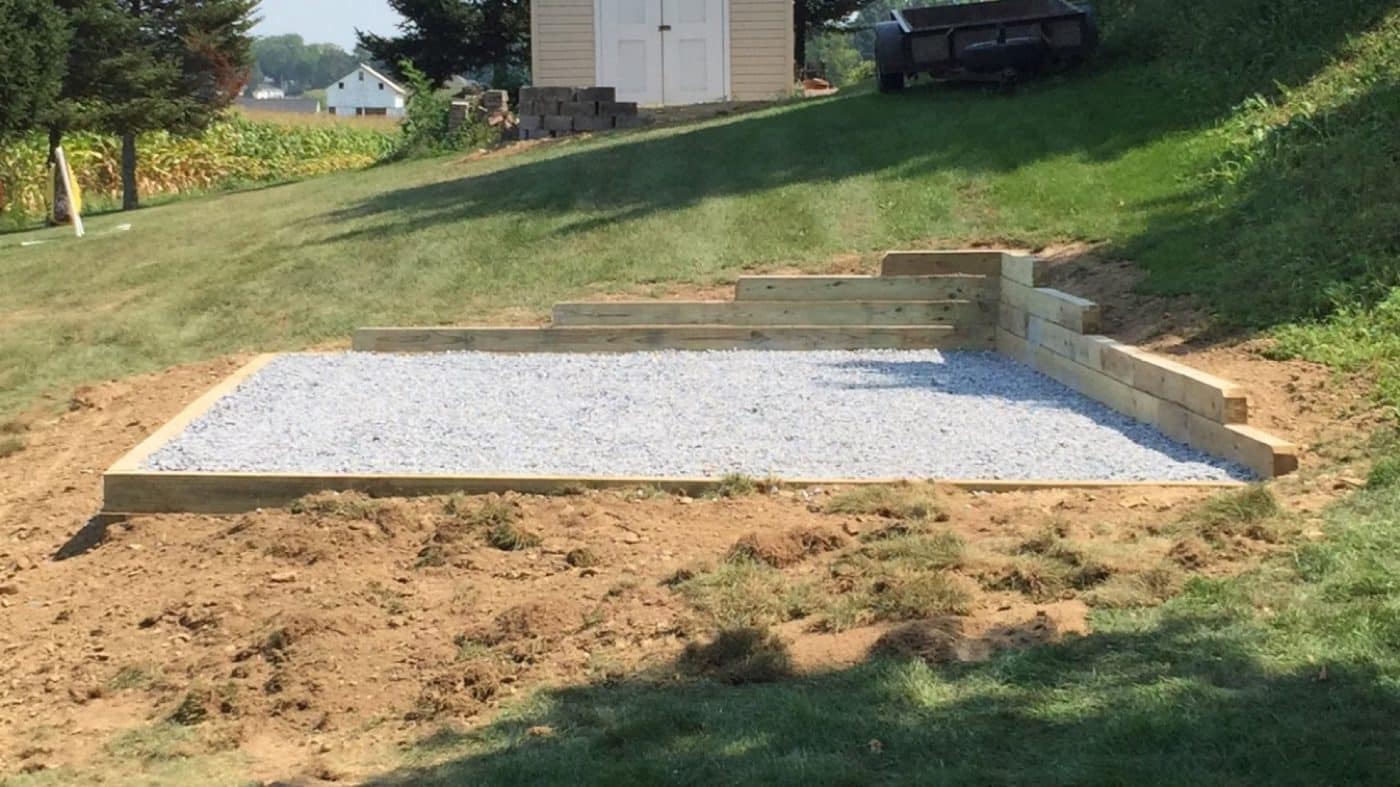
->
[597, 0, 726, 105]
[661, 0, 726, 105]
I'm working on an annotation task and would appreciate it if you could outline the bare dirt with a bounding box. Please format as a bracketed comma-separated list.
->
[0, 251, 1386, 782]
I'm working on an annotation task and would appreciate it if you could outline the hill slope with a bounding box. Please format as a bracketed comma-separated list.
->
[2, 1, 1397, 423]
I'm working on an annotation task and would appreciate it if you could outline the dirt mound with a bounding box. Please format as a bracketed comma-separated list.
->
[873, 609, 1075, 664]
[727, 525, 847, 567]
[680, 627, 793, 684]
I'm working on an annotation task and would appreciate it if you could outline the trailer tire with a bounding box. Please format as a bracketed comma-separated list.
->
[874, 21, 907, 93]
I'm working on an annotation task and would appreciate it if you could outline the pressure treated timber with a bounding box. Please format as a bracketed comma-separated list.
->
[1000, 254, 1050, 287]
[550, 299, 987, 326]
[997, 328, 1297, 477]
[101, 470, 1245, 515]
[1098, 343, 1250, 424]
[351, 325, 997, 353]
[999, 278, 1102, 333]
[735, 275, 997, 303]
[880, 250, 1006, 277]
[108, 354, 279, 473]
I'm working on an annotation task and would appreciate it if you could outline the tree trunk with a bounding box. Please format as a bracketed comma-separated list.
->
[121, 132, 139, 211]
[794, 0, 808, 75]
[48, 127, 71, 226]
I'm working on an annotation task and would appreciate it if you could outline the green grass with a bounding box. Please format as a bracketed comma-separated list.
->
[4, 5, 1397, 422]
[362, 483, 1400, 785]
[0, 61, 1219, 420]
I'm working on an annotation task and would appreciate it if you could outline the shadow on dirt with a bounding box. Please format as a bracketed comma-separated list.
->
[363, 609, 1400, 785]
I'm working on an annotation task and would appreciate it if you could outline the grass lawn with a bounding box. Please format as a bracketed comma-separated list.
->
[0, 64, 1220, 421]
[2, 3, 1396, 424]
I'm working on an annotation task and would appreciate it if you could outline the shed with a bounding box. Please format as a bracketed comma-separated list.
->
[325, 64, 408, 117]
[530, 0, 794, 105]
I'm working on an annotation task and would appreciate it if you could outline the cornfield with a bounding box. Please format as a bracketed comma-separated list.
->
[0, 116, 399, 227]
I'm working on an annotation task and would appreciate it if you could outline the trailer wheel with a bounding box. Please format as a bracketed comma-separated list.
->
[874, 21, 907, 93]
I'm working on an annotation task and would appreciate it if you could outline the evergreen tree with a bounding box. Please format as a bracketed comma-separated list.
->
[105, 0, 258, 209]
[357, 0, 529, 86]
[0, 0, 69, 139]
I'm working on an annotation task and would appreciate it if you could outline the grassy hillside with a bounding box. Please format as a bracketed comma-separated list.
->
[0, 1, 1394, 420]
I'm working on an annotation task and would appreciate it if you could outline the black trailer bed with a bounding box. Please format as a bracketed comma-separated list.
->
[875, 0, 1097, 92]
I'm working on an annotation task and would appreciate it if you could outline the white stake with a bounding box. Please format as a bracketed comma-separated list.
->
[54, 146, 84, 238]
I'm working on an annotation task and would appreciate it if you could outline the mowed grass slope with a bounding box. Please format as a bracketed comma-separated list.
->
[0, 69, 1212, 418]
[3, 2, 1396, 422]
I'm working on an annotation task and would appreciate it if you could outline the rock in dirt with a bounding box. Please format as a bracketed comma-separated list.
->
[268, 572, 298, 584]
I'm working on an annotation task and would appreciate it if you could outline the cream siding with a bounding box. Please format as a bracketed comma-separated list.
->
[727, 0, 793, 100]
[531, 0, 597, 88]
[530, 0, 793, 102]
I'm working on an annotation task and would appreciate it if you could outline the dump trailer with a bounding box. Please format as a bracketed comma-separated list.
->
[875, 0, 1097, 92]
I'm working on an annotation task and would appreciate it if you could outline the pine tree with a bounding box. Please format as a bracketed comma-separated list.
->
[107, 0, 258, 209]
[0, 0, 69, 139]
[357, 0, 530, 87]
[45, 1, 255, 212]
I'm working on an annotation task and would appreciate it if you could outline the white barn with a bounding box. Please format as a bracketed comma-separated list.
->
[325, 64, 407, 117]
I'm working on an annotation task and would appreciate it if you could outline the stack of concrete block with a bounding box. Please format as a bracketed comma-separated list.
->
[517, 87, 644, 139]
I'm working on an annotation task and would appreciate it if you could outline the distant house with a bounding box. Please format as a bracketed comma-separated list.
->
[325, 64, 407, 118]
[250, 84, 286, 100]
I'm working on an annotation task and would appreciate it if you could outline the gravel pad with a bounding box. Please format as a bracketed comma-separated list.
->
[144, 351, 1251, 481]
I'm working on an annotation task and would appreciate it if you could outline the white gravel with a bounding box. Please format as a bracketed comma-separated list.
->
[143, 350, 1251, 481]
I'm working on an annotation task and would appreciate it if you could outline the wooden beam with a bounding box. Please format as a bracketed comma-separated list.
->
[108, 354, 280, 472]
[1099, 343, 1250, 424]
[352, 325, 996, 353]
[735, 275, 996, 302]
[1000, 254, 1049, 287]
[880, 250, 1007, 277]
[997, 328, 1296, 478]
[101, 470, 1245, 515]
[1025, 316, 1120, 375]
[550, 299, 988, 326]
[1000, 279, 1102, 333]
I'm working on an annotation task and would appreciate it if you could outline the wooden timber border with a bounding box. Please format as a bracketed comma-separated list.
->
[100, 250, 1296, 515]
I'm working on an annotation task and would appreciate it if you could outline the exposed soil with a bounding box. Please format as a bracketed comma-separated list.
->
[0, 252, 1385, 782]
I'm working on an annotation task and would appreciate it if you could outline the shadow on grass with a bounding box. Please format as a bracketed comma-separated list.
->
[365, 605, 1400, 785]
[1126, 78, 1400, 328]
[316, 68, 1208, 247]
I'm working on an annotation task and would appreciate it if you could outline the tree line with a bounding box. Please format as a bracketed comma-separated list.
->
[250, 35, 373, 96]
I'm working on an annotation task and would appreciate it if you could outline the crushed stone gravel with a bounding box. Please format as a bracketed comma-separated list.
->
[144, 350, 1252, 481]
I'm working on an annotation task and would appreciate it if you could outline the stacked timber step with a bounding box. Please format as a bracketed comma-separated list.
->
[353, 259, 998, 353]
[976, 253, 1297, 479]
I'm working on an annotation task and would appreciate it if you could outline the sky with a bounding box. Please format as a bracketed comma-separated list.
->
[252, 0, 405, 51]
